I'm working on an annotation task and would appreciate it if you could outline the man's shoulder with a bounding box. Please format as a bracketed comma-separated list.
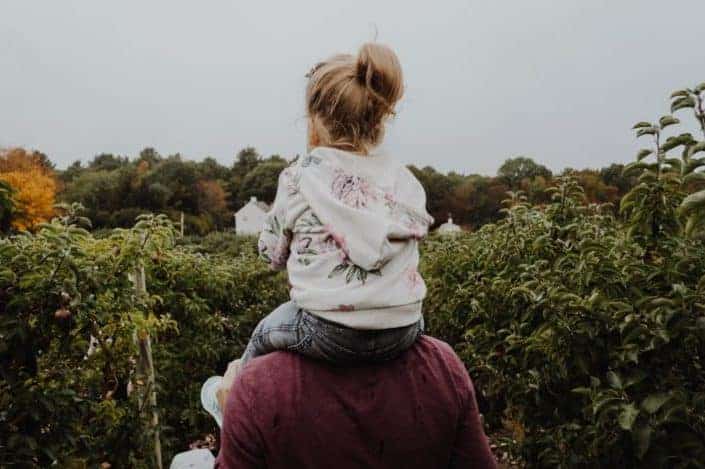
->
[411, 336, 468, 375]
[237, 350, 298, 381]
[415, 335, 459, 358]
[239, 335, 464, 378]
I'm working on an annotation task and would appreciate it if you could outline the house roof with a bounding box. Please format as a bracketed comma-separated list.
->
[236, 196, 269, 214]
[437, 215, 462, 234]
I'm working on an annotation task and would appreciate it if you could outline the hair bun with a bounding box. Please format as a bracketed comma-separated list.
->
[356, 43, 404, 110]
[305, 43, 404, 153]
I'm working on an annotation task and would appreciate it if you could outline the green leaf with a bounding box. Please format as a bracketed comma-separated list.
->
[606, 371, 623, 389]
[695, 82, 705, 93]
[593, 396, 622, 416]
[633, 424, 652, 459]
[636, 149, 653, 161]
[622, 161, 652, 176]
[671, 96, 696, 112]
[683, 172, 705, 184]
[670, 90, 689, 99]
[641, 393, 671, 414]
[661, 133, 695, 152]
[636, 127, 659, 138]
[679, 190, 705, 215]
[686, 157, 705, 174]
[688, 142, 705, 158]
[0, 269, 16, 283]
[623, 370, 647, 389]
[659, 115, 680, 128]
[632, 121, 653, 129]
[618, 403, 639, 430]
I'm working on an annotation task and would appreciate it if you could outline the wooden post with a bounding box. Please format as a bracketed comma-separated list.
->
[180, 211, 185, 238]
[133, 263, 163, 469]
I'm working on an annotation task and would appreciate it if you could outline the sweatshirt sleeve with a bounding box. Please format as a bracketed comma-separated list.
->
[257, 168, 295, 270]
[386, 167, 434, 240]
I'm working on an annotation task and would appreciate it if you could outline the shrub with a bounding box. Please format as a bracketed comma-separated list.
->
[423, 180, 705, 466]
[0, 207, 287, 466]
[423, 80, 705, 467]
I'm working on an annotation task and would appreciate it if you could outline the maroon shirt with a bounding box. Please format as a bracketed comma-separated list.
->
[216, 336, 497, 469]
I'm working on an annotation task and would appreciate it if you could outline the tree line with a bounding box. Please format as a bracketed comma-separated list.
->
[0, 146, 636, 234]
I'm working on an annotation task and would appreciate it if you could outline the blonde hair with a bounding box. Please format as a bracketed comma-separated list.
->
[306, 43, 404, 154]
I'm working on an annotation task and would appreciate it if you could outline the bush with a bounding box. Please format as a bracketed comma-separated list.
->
[423, 179, 705, 466]
[0, 207, 287, 466]
[177, 231, 258, 258]
[423, 77, 705, 466]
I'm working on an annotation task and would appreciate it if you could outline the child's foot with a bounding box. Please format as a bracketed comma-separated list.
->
[200, 376, 224, 428]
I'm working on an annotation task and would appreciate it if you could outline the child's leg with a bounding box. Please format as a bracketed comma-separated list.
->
[299, 312, 425, 365]
[241, 301, 306, 364]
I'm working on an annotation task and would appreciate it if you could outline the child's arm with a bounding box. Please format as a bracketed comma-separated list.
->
[258, 169, 293, 270]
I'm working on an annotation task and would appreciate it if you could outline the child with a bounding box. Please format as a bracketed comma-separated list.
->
[202, 42, 433, 424]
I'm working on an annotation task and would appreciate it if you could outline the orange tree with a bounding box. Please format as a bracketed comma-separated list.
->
[0, 148, 57, 231]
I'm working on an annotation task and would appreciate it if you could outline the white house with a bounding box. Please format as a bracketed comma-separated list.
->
[436, 215, 462, 235]
[235, 196, 269, 236]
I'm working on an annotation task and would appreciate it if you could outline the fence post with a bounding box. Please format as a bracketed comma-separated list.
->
[133, 262, 163, 469]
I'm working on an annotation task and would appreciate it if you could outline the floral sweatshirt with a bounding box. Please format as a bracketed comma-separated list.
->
[257, 146, 433, 330]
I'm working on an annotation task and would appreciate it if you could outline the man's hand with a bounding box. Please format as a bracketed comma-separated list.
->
[217, 359, 242, 410]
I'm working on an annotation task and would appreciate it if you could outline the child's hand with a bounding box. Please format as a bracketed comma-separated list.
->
[217, 359, 242, 409]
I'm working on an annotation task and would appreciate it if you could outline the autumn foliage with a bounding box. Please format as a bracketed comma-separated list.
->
[0, 148, 57, 231]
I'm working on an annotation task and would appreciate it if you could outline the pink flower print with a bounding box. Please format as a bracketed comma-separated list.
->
[384, 191, 397, 208]
[323, 224, 350, 261]
[331, 169, 375, 208]
[404, 266, 424, 293]
[271, 241, 289, 268]
[337, 304, 355, 312]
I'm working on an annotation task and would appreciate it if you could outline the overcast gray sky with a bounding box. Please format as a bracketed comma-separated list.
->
[1, 0, 704, 174]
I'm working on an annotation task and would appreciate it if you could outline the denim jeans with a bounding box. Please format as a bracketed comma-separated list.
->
[241, 301, 424, 365]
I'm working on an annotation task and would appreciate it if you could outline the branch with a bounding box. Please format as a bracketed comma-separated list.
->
[696, 94, 705, 139]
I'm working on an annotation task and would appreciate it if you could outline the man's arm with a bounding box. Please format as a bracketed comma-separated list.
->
[446, 350, 497, 469]
[215, 371, 265, 469]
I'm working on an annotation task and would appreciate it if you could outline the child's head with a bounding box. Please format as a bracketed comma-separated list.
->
[306, 43, 403, 154]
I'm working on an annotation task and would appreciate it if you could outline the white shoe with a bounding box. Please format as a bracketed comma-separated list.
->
[200, 376, 224, 428]
[170, 448, 215, 468]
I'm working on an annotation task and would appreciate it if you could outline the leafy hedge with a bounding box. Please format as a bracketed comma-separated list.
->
[422, 179, 705, 466]
[422, 81, 705, 467]
[0, 208, 287, 467]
